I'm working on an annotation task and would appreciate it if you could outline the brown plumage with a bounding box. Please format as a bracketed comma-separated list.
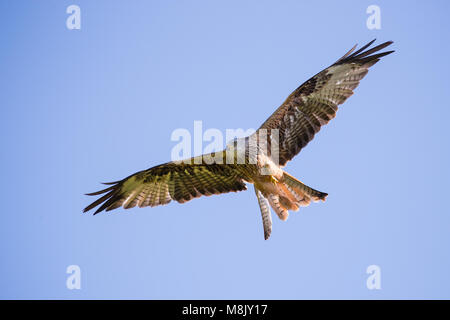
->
[84, 155, 251, 214]
[259, 39, 394, 166]
[84, 39, 394, 240]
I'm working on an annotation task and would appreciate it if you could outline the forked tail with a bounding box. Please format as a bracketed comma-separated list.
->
[254, 172, 327, 240]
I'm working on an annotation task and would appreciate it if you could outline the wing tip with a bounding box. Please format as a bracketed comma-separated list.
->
[83, 182, 122, 214]
[337, 39, 394, 65]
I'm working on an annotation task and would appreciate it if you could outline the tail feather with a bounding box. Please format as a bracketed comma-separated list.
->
[267, 194, 289, 221]
[254, 186, 272, 240]
[281, 172, 327, 206]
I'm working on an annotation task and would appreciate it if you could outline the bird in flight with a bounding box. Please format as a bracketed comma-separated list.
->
[84, 39, 394, 240]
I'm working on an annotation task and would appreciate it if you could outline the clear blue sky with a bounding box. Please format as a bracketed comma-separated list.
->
[1, 1, 449, 299]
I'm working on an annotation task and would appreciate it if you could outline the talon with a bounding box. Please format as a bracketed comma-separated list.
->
[270, 176, 279, 184]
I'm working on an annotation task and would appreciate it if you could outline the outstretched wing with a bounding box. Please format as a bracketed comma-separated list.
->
[83, 152, 248, 214]
[259, 39, 394, 167]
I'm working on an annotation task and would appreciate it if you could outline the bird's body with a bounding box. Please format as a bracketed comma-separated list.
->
[84, 40, 394, 240]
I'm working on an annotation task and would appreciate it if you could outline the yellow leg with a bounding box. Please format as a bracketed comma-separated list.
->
[270, 175, 279, 185]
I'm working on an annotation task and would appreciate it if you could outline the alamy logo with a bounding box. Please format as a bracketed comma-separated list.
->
[170, 120, 279, 168]
[366, 5, 381, 30]
[66, 5, 81, 30]
[366, 265, 381, 290]
[66, 265, 81, 290]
